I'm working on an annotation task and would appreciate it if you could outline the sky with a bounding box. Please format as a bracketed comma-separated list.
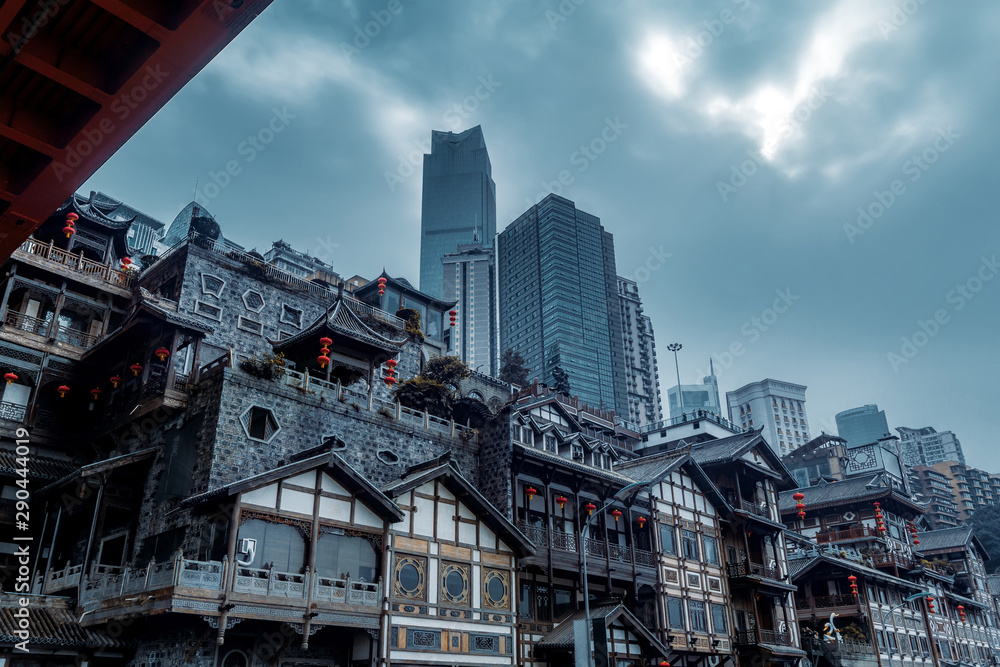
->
[82, 0, 1000, 467]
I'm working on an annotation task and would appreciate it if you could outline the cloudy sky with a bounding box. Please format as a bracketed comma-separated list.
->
[83, 0, 999, 466]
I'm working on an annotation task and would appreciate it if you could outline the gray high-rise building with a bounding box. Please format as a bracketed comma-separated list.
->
[442, 240, 496, 376]
[419, 126, 496, 299]
[727, 378, 810, 456]
[617, 276, 663, 427]
[498, 194, 627, 416]
[667, 362, 722, 420]
[835, 404, 891, 447]
[897, 426, 965, 467]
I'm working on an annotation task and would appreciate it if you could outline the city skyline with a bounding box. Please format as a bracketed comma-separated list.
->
[78, 1, 999, 466]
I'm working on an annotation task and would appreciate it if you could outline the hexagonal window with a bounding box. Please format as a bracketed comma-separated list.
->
[242, 289, 266, 313]
[240, 406, 280, 443]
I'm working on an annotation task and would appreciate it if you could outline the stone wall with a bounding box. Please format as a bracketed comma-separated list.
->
[477, 407, 514, 518]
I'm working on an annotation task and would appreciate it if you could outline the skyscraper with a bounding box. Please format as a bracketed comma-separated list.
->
[498, 194, 627, 416]
[442, 239, 497, 376]
[727, 379, 811, 456]
[617, 276, 663, 427]
[835, 404, 891, 447]
[419, 126, 497, 299]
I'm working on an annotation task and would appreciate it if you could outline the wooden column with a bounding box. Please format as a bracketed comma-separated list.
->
[0, 264, 18, 323]
[46, 282, 67, 339]
[216, 497, 242, 646]
[301, 471, 323, 648]
[163, 330, 182, 393]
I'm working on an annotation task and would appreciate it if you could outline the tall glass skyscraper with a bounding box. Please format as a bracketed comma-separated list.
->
[498, 195, 627, 416]
[419, 126, 496, 299]
[442, 241, 496, 376]
[835, 404, 891, 447]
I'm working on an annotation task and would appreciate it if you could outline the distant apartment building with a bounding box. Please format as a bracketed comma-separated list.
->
[908, 465, 962, 529]
[617, 276, 662, 427]
[908, 461, 1000, 525]
[666, 362, 721, 420]
[442, 241, 497, 376]
[835, 404, 890, 446]
[727, 379, 810, 456]
[897, 426, 965, 467]
[263, 239, 339, 283]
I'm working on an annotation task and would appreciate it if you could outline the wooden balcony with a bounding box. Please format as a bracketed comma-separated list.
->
[735, 628, 794, 647]
[795, 594, 866, 620]
[816, 526, 883, 544]
[3, 310, 101, 348]
[76, 554, 381, 630]
[727, 560, 795, 590]
[517, 522, 656, 569]
[871, 552, 915, 570]
[14, 238, 133, 294]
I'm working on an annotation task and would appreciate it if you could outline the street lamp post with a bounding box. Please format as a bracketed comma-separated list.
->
[879, 591, 930, 667]
[579, 479, 658, 667]
[667, 343, 683, 416]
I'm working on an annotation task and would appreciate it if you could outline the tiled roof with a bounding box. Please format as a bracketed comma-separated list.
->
[0, 598, 126, 648]
[778, 473, 919, 512]
[614, 449, 688, 482]
[535, 603, 667, 657]
[914, 527, 973, 552]
[0, 449, 76, 481]
[688, 431, 761, 465]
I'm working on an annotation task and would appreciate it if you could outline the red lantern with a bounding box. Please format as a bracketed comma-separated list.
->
[384, 375, 396, 387]
[120, 257, 132, 272]
[318, 355, 330, 369]
[90, 388, 101, 401]
[129, 363, 142, 376]
[793, 492, 806, 519]
[660, 661, 670, 667]
[66, 213, 79, 223]
[556, 495, 568, 509]
[57, 385, 70, 398]
[110, 375, 121, 388]
[3, 372, 17, 385]
[926, 596, 935, 613]
[525, 486, 538, 500]
[637, 516, 647, 528]
[584, 502, 597, 516]
[848, 574, 858, 597]
[386, 359, 398, 369]
[913, 538, 920, 545]
[377, 277, 387, 296]
[611, 509, 623, 523]
[958, 605, 966, 623]
[154, 347, 170, 362]
[319, 337, 333, 347]
[320, 347, 330, 356]
[449, 309, 457, 327]
[63, 224, 76, 238]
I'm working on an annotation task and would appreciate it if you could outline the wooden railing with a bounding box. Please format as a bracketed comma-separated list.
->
[16, 238, 133, 289]
[797, 594, 860, 610]
[0, 401, 27, 422]
[3, 310, 100, 348]
[736, 628, 793, 646]
[40, 562, 84, 593]
[871, 552, 914, 569]
[517, 522, 655, 568]
[728, 560, 782, 581]
[816, 525, 882, 543]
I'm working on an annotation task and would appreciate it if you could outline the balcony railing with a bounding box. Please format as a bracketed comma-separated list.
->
[871, 552, 914, 569]
[517, 522, 654, 567]
[78, 555, 381, 612]
[727, 560, 783, 582]
[16, 238, 133, 290]
[796, 594, 860, 610]
[39, 562, 84, 594]
[737, 628, 793, 647]
[3, 310, 101, 348]
[0, 401, 27, 422]
[816, 525, 882, 544]
[725, 492, 774, 520]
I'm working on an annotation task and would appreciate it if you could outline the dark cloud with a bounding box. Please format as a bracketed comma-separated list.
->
[83, 0, 1000, 464]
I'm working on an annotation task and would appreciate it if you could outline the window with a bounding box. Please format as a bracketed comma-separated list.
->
[201, 273, 226, 297]
[659, 524, 676, 555]
[711, 603, 727, 633]
[703, 536, 719, 565]
[394, 556, 426, 600]
[239, 406, 280, 442]
[241, 289, 266, 313]
[237, 316, 263, 335]
[689, 600, 707, 632]
[483, 570, 509, 609]
[315, 532, 377, 581]
[194, 300, 222, 321]
[280, 304, 303, 328]
[667, 597, 685, 629]
[441, 562, 470, 605]
[236, 519, 305, 572]
[681, 530, 699, 560]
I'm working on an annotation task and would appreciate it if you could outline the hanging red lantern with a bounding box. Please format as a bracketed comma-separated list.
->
[913, 538, 920, 545]
[318, 355, 330, 369]
[926, 596, 935, 613]
[57, 385, 70, 398]
[958, 605, 966, 623]
[386, 359, 398, 369]
[793, 492, 806, 519]
[556, 495, 568, 509]
[319, 337, 333, 348]
[154, 347, 170, 362]
[525, 486, 538, 500]
[584, 502, 597, 516]
[3, 372, 17, 385]
[848, 574, 858, 596]
[611, 509, 623, 523]
[120, 257, 132, 272]
[129, 363, 142, 376]
[384, 375, 396, 387]
[660, 661, 670, 666]
[110, 375, 121, 388]
[377, 277, 387, 296]
[637, 516, 647, 527]
[66, 212, 79, 224]
[320, 347, 330, 356]
[63, 223, 76, 239]
[90, 388, 101, 401]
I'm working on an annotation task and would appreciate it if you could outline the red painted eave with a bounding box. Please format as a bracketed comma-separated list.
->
[0, 0, 276, 259]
